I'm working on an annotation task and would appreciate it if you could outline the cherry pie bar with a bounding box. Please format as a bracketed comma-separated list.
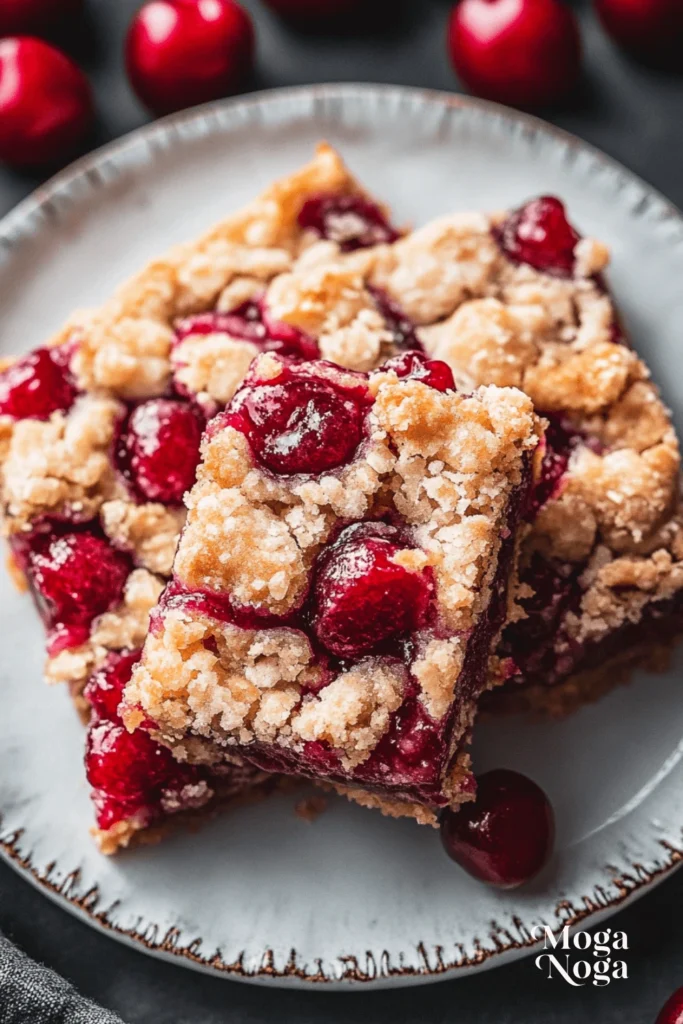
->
[122, 352, 542, 822]
[0, 144, 407, 850]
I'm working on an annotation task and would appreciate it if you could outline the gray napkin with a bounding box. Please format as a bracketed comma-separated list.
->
[0, 930, 124, 1023]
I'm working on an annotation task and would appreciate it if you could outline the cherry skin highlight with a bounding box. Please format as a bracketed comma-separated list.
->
[447, 0, 581, 109]
[495, 196, 580, 277]
[125, 0, 254, 115]
[311, 522, 434, 659]
[117, 398, 204, 505]
[440, 769, 555, 887]
[0, 346, 77, 420]
[0, 37, 92, 167]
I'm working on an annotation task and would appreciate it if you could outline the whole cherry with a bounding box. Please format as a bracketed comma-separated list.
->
[440, 769, 555, 887]
[594, 0, 683, 61]
[125, 0, 255, 116]
[0, 0, 82, 34]
[447, 0, 581, 109]
[0, 37, 93, 168]
[656, 988, 683, 1024]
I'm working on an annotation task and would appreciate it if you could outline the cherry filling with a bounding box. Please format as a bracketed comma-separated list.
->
[0, 345, 78, 420]
[495, 196, 580, 277]
[18, 526, 131, 653]
[378, 350, 455, 393]
[174, 298, 320, 362]
[115, 398, 205, 505]
[368, 286, 423, 353]
[224, 361, 372, 476]
[440, 769, 555, 888]
[311, 522, 434, 659]
[84, 649, 209, 832]
[297, 192, 399, 252]
[527, 413, 592, 518]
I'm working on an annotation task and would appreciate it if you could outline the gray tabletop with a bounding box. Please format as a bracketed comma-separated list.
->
[1, 1, 682, 1020]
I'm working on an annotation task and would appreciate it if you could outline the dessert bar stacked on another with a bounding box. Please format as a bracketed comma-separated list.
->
[123, 351, 542, 823]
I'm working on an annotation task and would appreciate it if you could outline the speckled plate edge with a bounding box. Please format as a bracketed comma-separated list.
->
[1, 83, 683, 989]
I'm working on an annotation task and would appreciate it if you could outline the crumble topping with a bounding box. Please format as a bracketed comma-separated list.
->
[100, 500, 185, 576]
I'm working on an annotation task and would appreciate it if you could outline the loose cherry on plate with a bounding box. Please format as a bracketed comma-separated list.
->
[125, 0, 254, 116]
[447, 0, 581, 109]
[656, 987, 683, 1024]
[440, 769, 555, 887]
[594, 0, 683, 61]
[116, 398, 204, 505]
[0, 37, 93, 167]
[311, 522, 434, 659]
[0, 346, 77, 420]
[495, 196, 580, 277]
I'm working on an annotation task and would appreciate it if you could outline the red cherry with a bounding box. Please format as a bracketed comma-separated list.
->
[116, 398, 204, 505]
[125, 0, 254, 116]
[0, 37, 92, 168]
[656, 988, 683, 1024]
[495, 195, 580, 277]
[379, 351, 456, 393]
[594, 0, 683, 59]
[312, 522, 433, 659]
[0, 346, 77, 420]
[260, 0, 362, 21]
[0, 0, 82, 35]
[440, 769, 555, 887]
[297, 193, 399, 252]
[447, 0, 581, 109]
[84, 649, 142, 723]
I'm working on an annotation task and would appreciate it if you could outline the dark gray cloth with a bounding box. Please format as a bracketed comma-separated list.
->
[0, 931, 123, 1024]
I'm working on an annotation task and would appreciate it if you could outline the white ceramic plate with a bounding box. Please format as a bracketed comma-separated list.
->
[2, 84, 683, 990]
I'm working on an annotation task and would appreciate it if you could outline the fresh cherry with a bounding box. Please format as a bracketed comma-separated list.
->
[28, 530, 130, 634]
[447, 0, 581, 109]
[495, 196, 580, 277]
[0, 0, 82, 34]
[311, 522, 433, 659]
[440, 769, 555, 887]
[380, 351, 455, 393]
[594, 0, 683, 61]
[0, 346, 77, 420]
[84, 649, 142, 723]
[116, 398, 204, 505]
[125, 0, 254, 116]
[225, 362, 371, 476]
[0, 37, 93, 168]
[297, 192, 399, 252]
[655, 987, 683, 1024]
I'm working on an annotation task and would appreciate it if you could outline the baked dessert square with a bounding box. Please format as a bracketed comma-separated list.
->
[123, 352, 542, 823]
[0, 144, 402, 850]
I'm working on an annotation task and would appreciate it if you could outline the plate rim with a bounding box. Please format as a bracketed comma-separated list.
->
[2, 81, 683, 989]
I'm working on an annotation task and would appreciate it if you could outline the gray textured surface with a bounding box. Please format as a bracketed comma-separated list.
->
[1, 0, 682, 1020]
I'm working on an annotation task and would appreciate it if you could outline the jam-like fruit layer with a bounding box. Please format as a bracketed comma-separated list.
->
[21, 527, 131, 652]
[297, 191, 399, 252]
[84, 648, 210, 832]
[311, 521, 434, 659]
[368, 286, 424, 353]
[115, 398, 205, 505]
[224, 360, 372, 476]
[495, 196, 580, 277]
[0, 345, 77, 420]
[440, 769, 555, 887]
[174, 298, 320, 362]
[527, 413, 591, 518]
